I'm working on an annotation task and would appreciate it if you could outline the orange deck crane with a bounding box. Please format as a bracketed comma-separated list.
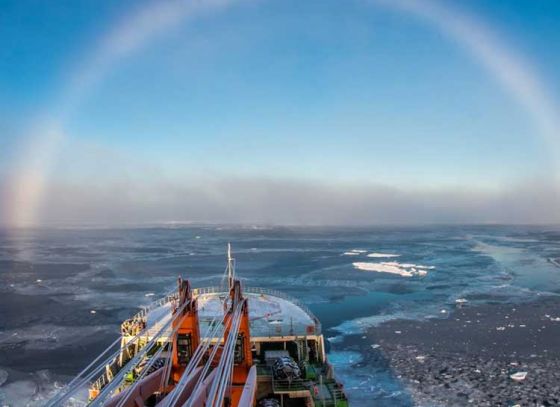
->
[95, 245, 257, 407]
[223, 279, 254, 406]
[171, 277, 201, 384]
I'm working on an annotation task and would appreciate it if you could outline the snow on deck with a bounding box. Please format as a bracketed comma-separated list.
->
[198, 292, 317, 337]
[144, 291, 318, 339]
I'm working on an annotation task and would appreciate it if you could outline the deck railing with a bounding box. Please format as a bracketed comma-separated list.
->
[193, 285, 322, 334]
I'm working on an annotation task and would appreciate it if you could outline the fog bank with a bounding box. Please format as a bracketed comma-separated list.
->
[2, 177, 558, 226]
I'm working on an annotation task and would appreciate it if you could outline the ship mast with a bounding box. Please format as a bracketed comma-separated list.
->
[227, 242, 235, 289]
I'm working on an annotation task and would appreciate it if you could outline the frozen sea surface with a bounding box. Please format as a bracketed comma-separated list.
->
[1, 225, 560, 406]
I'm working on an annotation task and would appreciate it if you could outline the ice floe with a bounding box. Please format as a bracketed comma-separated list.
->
[342, 249, 367, 256]
[510, 371, 528, 382]
[352, 261, 433, 277]
[367, 253, 400, 258]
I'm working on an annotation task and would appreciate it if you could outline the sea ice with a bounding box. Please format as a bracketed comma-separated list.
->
[0, 380, 37, 405]
[0, 369, 7, 386]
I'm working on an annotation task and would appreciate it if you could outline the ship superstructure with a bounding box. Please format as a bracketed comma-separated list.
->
[47, 245, 348, 407]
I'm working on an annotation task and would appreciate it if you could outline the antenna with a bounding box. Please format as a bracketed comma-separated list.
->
[227, 243, 234, 289]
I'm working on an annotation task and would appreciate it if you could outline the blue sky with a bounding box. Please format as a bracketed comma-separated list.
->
[1, 0, 560, 225]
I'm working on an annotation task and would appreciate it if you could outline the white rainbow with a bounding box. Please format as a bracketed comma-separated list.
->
[371, 0, 560, 156]
[4, 0, 560, 227]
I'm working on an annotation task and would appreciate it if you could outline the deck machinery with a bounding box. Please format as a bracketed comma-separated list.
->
[47, 245, 349, 407]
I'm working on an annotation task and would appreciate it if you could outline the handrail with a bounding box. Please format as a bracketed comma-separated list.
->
[127, 292, 178, 322]
[123, 285, 321, 337]
[272, 378, 308, 392]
